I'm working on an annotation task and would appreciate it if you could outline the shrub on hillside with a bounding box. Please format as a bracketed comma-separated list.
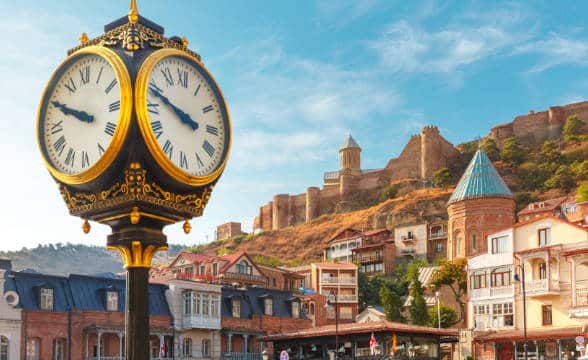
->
[563, 115, 587, 143]
[481, 138, 500, 161]
[571, 160, 588, 182]
[545, 165, 576, 193]
[379, 184, 400, 201]
[578, 181, 588, 202]
[518, 162, 551, 191]
[500, 137, 526, 166]
[433, 167, 452, 189]
[540, 140, 562, 164]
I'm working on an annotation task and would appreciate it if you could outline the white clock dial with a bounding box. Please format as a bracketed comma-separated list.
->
[41, 53, 122, 175]
[145, 56, 228, 177]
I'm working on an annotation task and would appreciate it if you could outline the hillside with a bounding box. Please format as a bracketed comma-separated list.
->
[0, 243, 184, 276]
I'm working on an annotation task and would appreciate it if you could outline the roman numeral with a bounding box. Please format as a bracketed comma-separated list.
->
[98, 143, 105, 156]
[79, 66, 90, 85]
[195, 152, 204, 168]
[177, 69, 188, 88]
[81, 151, 90, 168]
[105, 79, 117, 94]
[104, 122, 116, 136]
[149, 81, 163, 94]
[206, 125, 218, 136]
[50, 120, 63, 135]
[151, 121, 163, 139]
[202, 140, 215, 157]
[147, 101, 159, 115]
[180, 151, 188, 169]
[161, 67, 174, 86]
[193, 84, 201, 96]
[64, 78, 77, 94]
[96, 66, 104, 84]
[108, 100, 120, 112]
[202, 105, 214, 114]
[162, 140, 173, 159]
[54, 135, 66, 155]
[65, 148, 76, 167]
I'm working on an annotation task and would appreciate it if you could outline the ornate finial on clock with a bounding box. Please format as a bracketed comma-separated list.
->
[79, 32, 88, 44]
[182, 36, 189, 49]
[82, 219, 91, 234]
[128, 0, 139, 24]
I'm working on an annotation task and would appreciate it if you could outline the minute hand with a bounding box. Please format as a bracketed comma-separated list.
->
[150, 89, 198, 131]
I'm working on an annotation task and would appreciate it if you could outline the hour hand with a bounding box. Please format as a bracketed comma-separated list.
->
[149, 88, 198, 131]
[51, 101, 94, 123]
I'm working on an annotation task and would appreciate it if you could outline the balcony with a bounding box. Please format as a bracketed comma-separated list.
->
[221, 272, 267, 284]
[337, 294, 358, 302]
[523, 278, 560, 297]
[182, 314, 221, 330]
[470, 286, 514, 300]
[400, 248, 415, 256]
[429, 231, 447, 240]
[321, 277, 356, 286]
[569, 288, 588, 318]
[400, 234, 415, 244]
[352, 254, 383, 263]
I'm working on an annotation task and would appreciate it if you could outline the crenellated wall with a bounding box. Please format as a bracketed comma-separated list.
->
[253, 125, 461, 231]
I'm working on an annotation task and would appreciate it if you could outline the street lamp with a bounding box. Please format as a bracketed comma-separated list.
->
[327, 291, 339, 360]
[513, 264, 528, 360]
[435, 291, 441, 329]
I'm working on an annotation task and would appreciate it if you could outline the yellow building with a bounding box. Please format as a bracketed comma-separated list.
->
[474, 215, 588, 360]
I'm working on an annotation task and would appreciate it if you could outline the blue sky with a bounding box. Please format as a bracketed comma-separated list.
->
[1, 0, 587, 250]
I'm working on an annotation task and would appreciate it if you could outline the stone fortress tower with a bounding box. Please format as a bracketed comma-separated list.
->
[447, 149, 516, 259]
[253, 126, 462, 232]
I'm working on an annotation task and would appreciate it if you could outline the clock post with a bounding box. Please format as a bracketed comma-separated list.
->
[36, 1, 231, 359]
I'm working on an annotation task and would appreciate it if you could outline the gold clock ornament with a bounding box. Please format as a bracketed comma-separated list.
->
[135, 48, 231, 186]
[37, 46, 132, 185]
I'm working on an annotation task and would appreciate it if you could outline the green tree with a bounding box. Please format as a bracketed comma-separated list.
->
[500, 137, 526, 166]
[545, 165, 576, 192]
[408, 276, 429, 325]
[481, 138, 500, 161]
[380, 283, 405, 322]
[518, 162, 550, 191]
[433, 167, 452, 189]
[563, 115, 586, 143]
[358, 272, 386, 311]
[577, 181, 588, 202]
[540, 140, 562, 164]
[430, 258, 467, 322]
[428, 303, 458, 328]
[571, 160, 588, 182]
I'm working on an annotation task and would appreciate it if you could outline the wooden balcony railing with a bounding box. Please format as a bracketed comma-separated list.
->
[352, 254, 383, 263]
[222, 272, 267, 284]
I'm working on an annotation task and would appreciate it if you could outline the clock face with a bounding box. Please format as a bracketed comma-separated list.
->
[39, 51, 127, 177]
[142, 55, 229, 178]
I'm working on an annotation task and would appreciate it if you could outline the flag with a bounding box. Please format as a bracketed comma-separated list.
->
[392, 333, 397, 354]
[160, 341, 165, 357]
[369, 333, 377, 355]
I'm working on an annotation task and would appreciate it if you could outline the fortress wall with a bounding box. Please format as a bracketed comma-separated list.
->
[385, 135, 422, 180]
[305, 187, 321, 222]
[357, 169, 390, 190]
[290, 193, 307, 225]
[272, 194, 291, 230]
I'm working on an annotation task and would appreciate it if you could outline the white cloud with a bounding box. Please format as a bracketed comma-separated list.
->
[514, 34, 588, 74]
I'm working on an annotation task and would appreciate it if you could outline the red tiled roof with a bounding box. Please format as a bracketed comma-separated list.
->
[312, 262, 357, 270]
[327, 227, 363, 244]
[474, 326, 583, 341]
[260, 320, 458, 341]
[169, 251, 214, 267]
[362, 229, 390, 236]
[518, 197, 567, 216]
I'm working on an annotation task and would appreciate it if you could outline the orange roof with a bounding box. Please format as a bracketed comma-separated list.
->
[475, 326, 583, 341]
[362, 228, 390, 236]
[312, 262, 357, 270]
[260, 320, 458, 341]
[518, 197, 567, 216]
[169, 251, 215, 267]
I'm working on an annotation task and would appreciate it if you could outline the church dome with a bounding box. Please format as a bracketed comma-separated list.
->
[340, 134, 361, 151]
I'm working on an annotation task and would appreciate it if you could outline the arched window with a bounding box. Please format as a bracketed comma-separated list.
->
[202, 339, 211, 357]
[182, 338, 192, 357]
[0, 336, 8, 360]
[471, 234, 478, 252]
[26, 337, 40, 360]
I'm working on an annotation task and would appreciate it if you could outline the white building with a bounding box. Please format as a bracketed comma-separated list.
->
[165, 279, 222, 359]
[0, 259, 21, 360]
[467, 227, 515, 331]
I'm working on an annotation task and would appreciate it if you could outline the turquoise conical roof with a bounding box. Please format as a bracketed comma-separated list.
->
[448, 149, 513, 205]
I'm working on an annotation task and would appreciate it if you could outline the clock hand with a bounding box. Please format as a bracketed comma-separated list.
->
[51, 101, 95, 123]
[149, 88, 199, 131]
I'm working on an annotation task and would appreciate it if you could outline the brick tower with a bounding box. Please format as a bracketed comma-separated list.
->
[447, 149, 515, 259]
[339, 135, 361, 201]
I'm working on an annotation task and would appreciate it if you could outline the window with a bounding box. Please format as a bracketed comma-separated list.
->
[26, 338, 40, 360]
[542, 305, 552, 325]
[202, 294, 209, 316]
[491, 270, 511, 287]
[292, 301, 300, 318]
[472, 234, 477, 252]
[0, 336, 8, 360]
[374, 263, 384, 272]
[490, 303, 514, 328]
[539, 263, 547, 279]
[407, 231, 413, 239]
[492, 236, 509, 254]
[211, 295, 219, 317]
[456, 236, 462, 256]
[435, 243, 444, 253]
[264, 298, 273, 316]
[471, 273, 486, 289]
[232, 299, 240, 318]
[200, 265, 206, 275]
[340, 307, 353, 320]
[538, 228, 551, 247]
[40, 288, 53, 310]
[212, 263, 218, 276]
[194, 294, 201, 315]
[184, 267, 193, 276]
[53, 338, 65, 360]
[237, 261, 252, 275]
[272, 278, 277, 287]
[183, 292, 193, 315]
[182, 338, 192, 357]
[474, 305, 489, 315]
[202, 339, 211, 357]
[106, 291, 118, 311]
